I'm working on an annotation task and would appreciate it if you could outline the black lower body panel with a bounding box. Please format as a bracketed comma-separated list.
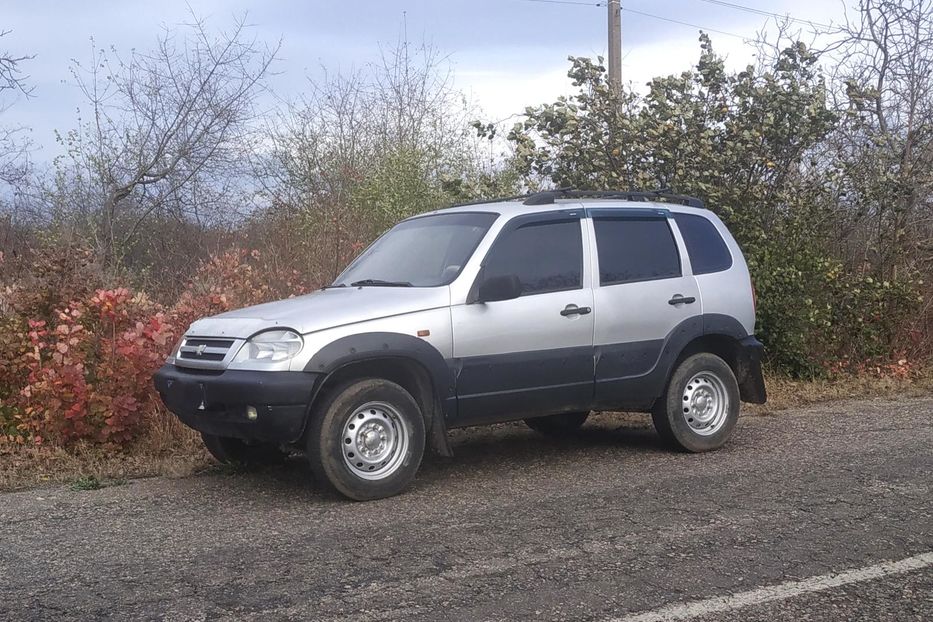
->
[592, 322, 767, 410]
[593, 316, 704, 411]
[152, 364, 320, 443]
[453, 346, 594, 426]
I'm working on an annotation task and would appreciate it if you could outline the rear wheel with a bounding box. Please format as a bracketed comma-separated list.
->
[652, 353, 740, 452]
[524, 411, 590, 436]
[307, 378, 425, 501]
[200, 433, 286, 466]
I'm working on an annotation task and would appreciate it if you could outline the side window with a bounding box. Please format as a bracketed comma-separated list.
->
[593, 217, 681, 285]
[483, 219, 583, 295]
[673, 213, 733, 275]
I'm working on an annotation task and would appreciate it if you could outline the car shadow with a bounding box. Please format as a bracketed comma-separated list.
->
[418, 414, 665, 478]
[208, 413, 668, 498]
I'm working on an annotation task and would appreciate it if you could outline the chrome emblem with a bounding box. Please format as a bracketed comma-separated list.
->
[196, 344, 207, 356]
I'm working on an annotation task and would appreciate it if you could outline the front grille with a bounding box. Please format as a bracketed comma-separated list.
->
[177, 338, 236, 364]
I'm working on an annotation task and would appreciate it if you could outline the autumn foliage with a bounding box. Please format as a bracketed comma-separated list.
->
[0, 247, 306, 448]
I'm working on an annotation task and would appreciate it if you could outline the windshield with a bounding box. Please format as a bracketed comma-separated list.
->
[334, 212, 499, 287]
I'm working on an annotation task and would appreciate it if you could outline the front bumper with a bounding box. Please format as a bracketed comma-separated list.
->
[153, 364, 321, 443]
[736, 336, 767, 404]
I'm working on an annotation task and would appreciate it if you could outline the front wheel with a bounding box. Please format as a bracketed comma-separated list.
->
[307, 378, 425, 501]
[652, 353, 740, 452]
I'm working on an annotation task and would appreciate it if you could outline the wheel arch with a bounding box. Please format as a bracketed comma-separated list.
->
[671, 332, 765, 404]
[303, 332, 455, 456]
[649, 314, 763, 406]
[676, 333, 742, 375]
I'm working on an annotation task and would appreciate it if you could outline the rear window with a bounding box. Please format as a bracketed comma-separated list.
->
[673, 213, 733, 275]
[593, 217, 681, 285]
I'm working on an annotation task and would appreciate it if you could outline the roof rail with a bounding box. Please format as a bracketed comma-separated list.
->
[522, 188, 705, 209]
[444, 193, 533, 209]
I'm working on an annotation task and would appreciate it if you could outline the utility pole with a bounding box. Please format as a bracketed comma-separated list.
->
[608, 0, 622, 96]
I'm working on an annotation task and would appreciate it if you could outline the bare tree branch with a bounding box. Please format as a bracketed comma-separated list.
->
[51, 12, 279, 269]
[0, 29, 34, 98]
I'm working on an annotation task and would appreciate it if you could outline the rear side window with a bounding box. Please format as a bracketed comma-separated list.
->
[593, 217, 681, 285]
[673, 213, 733, 275]
[483, 219, 583, 295]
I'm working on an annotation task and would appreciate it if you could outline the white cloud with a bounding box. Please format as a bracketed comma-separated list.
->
[457, 65, 576, 123]
[457, 33, 758, 124]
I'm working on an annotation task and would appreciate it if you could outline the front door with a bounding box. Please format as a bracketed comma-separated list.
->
[451, 212, 595, 425]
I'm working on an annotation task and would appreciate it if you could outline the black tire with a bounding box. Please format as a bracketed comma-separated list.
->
[201, 433, 287, 466]
[307, 378, 426, 501]
[524, 411, 590, 436]
[652, 352, 740, 452]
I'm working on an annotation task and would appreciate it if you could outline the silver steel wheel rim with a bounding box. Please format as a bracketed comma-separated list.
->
[681, 372, 729, 436]
[341, 401, 409, 481]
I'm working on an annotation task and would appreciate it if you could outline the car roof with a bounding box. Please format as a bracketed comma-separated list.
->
[420, 198, 713, 220]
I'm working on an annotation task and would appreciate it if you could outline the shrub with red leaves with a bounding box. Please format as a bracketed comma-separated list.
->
[14, 290, 175, 444]
[0, 247, 307, 448]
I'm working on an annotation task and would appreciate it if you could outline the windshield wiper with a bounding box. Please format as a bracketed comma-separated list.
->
[350, 279, 413, 287]
[320, 283, 347, 290]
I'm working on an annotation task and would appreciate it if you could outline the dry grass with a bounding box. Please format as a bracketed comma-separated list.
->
[1, 371, 931, 492]
[748, 368, 933, 413]
[0, 410, 211, 492]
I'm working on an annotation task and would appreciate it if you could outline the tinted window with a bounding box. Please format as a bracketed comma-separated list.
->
[483, 219, 582, 295]
[594, 217, 681, 285]
[673, 213, 733, 275]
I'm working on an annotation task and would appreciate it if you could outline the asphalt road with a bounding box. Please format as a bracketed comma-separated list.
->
[1, 396, 931, 621]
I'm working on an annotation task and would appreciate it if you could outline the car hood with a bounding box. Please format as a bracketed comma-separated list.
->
[186, 286, 451, 338]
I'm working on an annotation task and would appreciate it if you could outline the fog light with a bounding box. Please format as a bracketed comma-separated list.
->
[246, 406, 258, 421]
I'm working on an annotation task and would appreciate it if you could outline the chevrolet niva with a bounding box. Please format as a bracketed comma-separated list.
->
[154, 189, 766, 500]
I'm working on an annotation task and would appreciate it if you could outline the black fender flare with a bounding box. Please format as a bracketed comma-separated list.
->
[662, 313, 763, 403]
[304, 332, 456, 456]
[701, 313, 750, 341]
[655, 313, 751, 382]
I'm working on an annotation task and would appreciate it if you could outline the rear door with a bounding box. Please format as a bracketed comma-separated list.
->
[587, 208, 702, 408]
[451, 211, 595, 424]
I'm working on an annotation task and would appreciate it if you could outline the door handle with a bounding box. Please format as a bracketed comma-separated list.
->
[668, 295, 696, 305]
[560, 305, 592, 317]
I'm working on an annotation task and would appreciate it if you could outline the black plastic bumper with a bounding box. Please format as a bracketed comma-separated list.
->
[736, 336, 767, 404]
[153, 364, 321, 443]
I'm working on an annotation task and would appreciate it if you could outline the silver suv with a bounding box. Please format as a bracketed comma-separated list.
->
[154, 190, 766, 500]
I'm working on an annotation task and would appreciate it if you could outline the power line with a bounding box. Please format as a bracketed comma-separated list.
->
[622, 7, 749, 39]
[513, 0, 604, 6]
[513, 0, 750, 39]
[694, 0, 832, 29]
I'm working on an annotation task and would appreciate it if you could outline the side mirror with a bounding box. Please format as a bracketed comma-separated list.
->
[476, 274, 523, 303]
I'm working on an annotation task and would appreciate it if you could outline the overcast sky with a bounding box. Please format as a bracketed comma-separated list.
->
[1, 0, 846, 160]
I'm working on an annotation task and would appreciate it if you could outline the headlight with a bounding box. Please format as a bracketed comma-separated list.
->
[167, 336, 185, 362]
[233, 330, 303, 363]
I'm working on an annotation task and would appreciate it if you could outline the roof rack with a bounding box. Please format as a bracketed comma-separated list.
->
[444, 193, 534, 209]
[523, 188, 705, 209]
